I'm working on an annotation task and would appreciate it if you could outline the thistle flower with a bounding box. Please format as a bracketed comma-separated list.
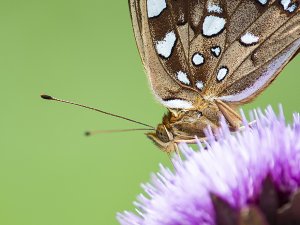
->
[117, 106, 300, 225]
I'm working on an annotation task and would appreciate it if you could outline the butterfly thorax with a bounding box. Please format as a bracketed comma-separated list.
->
[146, 98, 223, 152]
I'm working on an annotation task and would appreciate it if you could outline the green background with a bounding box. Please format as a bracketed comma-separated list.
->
[0, 1, 299, 225]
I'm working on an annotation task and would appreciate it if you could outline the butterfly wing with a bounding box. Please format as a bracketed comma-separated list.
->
[129, 0, 144, 60]
[129, 0, 300, 109]
[129, 0, 200, 109]
[205, 1, 300, 104]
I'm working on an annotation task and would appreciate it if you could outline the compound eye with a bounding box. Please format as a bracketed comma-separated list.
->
[156, 125, 170, 143]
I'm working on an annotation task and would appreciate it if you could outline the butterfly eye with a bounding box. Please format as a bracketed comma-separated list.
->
[156, 124, 171, 143]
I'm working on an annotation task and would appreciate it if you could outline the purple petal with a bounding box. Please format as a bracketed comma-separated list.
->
[117, 106, 300, 225]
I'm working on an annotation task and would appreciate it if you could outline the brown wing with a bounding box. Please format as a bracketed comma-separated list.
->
[204, 1, 300, 104]
[129, 0, 199, 109]
[129, 0, 300, 108]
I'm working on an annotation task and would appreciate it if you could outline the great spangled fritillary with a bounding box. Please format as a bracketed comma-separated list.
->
[42, 1, 300, 154]
[129, 0, 300, 152]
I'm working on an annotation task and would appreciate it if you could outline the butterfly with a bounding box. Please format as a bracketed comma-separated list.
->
[128, 0, 300, 152]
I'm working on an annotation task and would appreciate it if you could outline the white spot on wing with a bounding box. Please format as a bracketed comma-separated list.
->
[287, 4, 297, 12]
[211, 46, 221, 57]
[217, 67, 228, 81]
[219, 39, 300, 102]
[147, 0, 167, 18]
[207, 2, 223, 13]
[155, 31, 176, 59]
[202, 15, 226, 37]
[177, 71, 190, 85]
[192, 53, 204, 66]
[281, 0, 298, 12]
[196, 81, 204, 90]
[161, 99, 193, 109]
[257, 0, 268, 5]
[281, 0, 291, 8]
[240, 32, 259, 45]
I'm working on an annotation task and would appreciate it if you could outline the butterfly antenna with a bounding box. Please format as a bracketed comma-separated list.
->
[85, 128, 154, 136]
[40, 94, 155, 129]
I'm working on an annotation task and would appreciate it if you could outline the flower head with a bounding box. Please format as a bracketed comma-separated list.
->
[117, 106, 300, 225]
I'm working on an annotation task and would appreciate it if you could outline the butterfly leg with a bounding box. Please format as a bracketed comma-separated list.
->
[174, 137, 208, 145]
[174, 139, 198, 144]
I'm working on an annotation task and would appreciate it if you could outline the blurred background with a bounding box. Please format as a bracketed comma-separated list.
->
[0, 1, 299, 225]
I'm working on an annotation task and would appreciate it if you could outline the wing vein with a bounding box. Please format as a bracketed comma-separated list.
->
[217, 14, 298, 96]
[168, 0, 194, 85]
[208, 1, 277, 85]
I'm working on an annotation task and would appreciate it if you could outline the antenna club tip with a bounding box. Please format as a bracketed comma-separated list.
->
[84, 131, 91, 136]
[40, 94, 54, 100]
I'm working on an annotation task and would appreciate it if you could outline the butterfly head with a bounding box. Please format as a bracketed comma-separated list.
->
[146, 123, 176, 153]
